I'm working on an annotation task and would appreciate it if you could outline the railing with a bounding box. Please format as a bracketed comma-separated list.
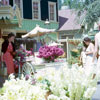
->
[0, 4, 22, 27]
[0, 5, 12, 19]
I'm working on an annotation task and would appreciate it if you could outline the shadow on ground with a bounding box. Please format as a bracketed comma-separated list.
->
[0, 76, 7, 88]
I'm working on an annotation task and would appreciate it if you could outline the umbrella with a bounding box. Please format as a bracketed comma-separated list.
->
[22, 25, 56, 38]
[48, 42, 63, 46]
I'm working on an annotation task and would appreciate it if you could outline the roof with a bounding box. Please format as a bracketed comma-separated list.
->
[15, 19, 59, 41]
[15, 19, 59, 32]
[58, 9, 81, 31]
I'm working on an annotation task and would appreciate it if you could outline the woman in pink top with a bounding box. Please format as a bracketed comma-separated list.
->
[2, 33, 15, 75]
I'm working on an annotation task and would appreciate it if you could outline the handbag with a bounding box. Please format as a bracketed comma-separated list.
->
[0, 61, 7, 76]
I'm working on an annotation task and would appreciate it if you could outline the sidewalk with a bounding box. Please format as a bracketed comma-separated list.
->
[0, 76, 7, 87]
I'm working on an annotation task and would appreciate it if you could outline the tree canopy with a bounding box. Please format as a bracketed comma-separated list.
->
[63, 0, 100, 31]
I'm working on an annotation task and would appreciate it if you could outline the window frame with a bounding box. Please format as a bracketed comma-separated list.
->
[13, 0, 23, 18]
[32, 0, 41, 20]
[48, 1, 57, 22]
[1, 0, 9, 6]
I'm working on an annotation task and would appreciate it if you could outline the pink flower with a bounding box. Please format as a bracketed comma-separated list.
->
[38, 45, 64, 62]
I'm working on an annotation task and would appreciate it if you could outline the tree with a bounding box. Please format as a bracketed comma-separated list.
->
[58, 0, 62, 10]
[63, 0, 100, 31]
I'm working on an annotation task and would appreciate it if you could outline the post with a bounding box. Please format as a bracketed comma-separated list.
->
[57, 32, 59, 40]
[0, 29, 2, 63]
[66, 37, 69, 60]
[0, 29, 2, 38]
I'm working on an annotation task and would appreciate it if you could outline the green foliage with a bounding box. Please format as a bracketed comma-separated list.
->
[58, 0, 62, 9]
[67, 56, 81, 65]
[84, 0, 100, 29]
[63, 0, 100, 31]
[41, 79, 51, 91]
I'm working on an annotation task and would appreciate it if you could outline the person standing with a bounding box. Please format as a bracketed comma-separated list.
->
[1, 33, 15, 75]
[83, 37, 96, 75]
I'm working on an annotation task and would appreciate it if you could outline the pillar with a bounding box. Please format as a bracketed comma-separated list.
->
[0, 29, 2, 38]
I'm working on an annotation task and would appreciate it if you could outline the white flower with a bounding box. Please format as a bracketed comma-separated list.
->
[48, 94, 60, 100]
[84, 87, 96, 99]
[0, 64, 98, 100]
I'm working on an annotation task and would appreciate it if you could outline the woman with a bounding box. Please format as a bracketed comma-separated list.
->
[83, 37, 96, 75]
[2, 33, 15, 75]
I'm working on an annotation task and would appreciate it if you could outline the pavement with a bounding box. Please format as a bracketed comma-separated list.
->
[92, 81, 100, 100]
[0, 76, 7, 88]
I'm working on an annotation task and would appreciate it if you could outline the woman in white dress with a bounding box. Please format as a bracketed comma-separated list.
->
[83, 37, 96, 75]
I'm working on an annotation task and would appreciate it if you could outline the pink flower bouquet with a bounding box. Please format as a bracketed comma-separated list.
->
[16, 48, 34, 61]
[38, 45, 64, 62]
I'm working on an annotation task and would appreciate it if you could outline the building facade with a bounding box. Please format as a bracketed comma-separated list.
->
[0, 0, 59, 33]
[9, 0, 58, 22]
[0, 0, 59, 50]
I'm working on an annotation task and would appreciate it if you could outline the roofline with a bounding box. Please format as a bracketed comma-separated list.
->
[57, 29, 81, 32]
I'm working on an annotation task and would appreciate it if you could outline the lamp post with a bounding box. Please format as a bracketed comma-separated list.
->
[45, 19, 50, 29]
[44, 19, 50, 44]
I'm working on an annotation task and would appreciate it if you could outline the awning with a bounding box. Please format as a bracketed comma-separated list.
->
[22, 25, 56, 38]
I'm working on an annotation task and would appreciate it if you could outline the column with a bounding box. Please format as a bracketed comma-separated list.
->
[0, 29, 2, 38]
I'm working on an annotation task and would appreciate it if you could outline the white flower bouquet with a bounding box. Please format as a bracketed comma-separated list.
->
[0, 75, 46, 100]
[0, 64, 98, 100]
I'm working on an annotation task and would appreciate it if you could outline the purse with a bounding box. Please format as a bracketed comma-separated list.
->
[0, 61, 7, 76]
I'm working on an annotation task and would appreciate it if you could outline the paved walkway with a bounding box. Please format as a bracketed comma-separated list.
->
[92, 81, 100, 100]
[0, 76, 7, 87]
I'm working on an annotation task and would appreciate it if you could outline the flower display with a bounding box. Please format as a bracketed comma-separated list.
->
[0, 64, 98, 100]
[38, 45, 64, 62]
[34, 64, 98, 100]
[0, 74, 46, 100]
[15, 48, 34, 61]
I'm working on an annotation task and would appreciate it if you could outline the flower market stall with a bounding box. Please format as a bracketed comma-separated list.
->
[57, 38, 82, 66]
[16, 25, 64, 75]
[57, 37, 81, 59]
[14, 42, 65, 76]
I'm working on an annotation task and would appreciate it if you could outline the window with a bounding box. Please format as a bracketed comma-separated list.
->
[1, 0, 9, 5]
[32, 0, 40, 20]
[49, 2, 56, 21]
[13, 0, 23, 18]
[14, 0, 20, 9]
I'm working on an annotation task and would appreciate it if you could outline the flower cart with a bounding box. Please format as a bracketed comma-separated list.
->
[15, 49, 36, 77]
